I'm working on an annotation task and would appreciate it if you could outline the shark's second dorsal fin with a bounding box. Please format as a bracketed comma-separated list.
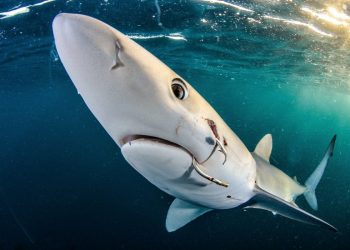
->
[254, 134, 273, 162]
[166, 198, 212, 232]
[245, 186, 337, 232]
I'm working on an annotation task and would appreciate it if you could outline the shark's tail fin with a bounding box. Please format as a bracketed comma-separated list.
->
[304, 135, 336, 210]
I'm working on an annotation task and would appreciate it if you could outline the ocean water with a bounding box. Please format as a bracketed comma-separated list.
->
[1, 0, 350, 249]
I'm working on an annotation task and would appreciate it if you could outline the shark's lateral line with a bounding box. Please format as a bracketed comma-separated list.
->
[53, 13, 338, 232]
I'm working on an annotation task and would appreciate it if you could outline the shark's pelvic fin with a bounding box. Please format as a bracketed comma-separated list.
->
[245, 186, 338, 232]
[254, 134, 272, 162]
[304, 135, 337, 210]
[166, 198, 212, 232]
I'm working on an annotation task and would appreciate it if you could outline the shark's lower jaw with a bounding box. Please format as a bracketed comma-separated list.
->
[120, 135, 194, 195]
[121, 134, 195, 159]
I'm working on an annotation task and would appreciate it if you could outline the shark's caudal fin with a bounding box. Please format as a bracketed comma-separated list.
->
[246, 186, 338, 232]
[166, 198, 212, 232]
[304, 135, 336, 210]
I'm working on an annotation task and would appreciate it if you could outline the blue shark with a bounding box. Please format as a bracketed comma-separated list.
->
[52, 13, 337, 232]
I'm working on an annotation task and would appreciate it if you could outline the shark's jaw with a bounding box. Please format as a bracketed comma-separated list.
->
[121, 134, 224, 166]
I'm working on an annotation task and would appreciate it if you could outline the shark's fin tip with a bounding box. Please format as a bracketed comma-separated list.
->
[254, 134, 273, 162]
[166, 198, 212, 232]
[246, 186, 337, 232]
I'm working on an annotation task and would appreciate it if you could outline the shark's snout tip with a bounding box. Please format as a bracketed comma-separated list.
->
[53, 13, 85, 36]
[53, 12, 66, 20]
[53, 12, 79, 23]
[52, 13, 70, 39]
[53, 13, 67, 28]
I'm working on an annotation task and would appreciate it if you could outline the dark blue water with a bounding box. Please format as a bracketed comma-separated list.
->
[1, 0, 350, 249]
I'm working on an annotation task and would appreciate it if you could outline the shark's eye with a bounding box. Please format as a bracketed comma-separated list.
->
[171, 79, 188, 100]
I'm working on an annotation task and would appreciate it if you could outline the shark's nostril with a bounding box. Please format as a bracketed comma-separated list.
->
[111, 40, 124, 70]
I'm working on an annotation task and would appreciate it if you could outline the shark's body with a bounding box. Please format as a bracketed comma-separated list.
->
[53, 13, 337, 232]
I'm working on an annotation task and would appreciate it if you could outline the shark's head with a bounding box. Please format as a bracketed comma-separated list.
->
[52, 13, 229, 164]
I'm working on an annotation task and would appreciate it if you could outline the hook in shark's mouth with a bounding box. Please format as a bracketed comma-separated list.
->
[121, 134, 226, 164]
[121, 134, 229, 187]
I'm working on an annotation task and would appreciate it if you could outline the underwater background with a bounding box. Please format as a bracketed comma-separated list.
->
[1, 0, 350, 249]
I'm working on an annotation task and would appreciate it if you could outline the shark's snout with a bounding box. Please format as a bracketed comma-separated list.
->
[53, 13, 119, 81]
[52, 13, 64, 29]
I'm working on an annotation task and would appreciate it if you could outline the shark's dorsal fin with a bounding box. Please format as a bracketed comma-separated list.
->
[254, 134, 273, 162]
[166, 198, 212, 232]
[245, 186, 337, 232]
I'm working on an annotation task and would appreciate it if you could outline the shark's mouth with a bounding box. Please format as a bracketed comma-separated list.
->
[121, 134, 222, 163]
[121, 134, 229, 188]
[121, 135, 192, 156]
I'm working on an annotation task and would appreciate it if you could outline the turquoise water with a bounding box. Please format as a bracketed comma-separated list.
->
[1, 0, 350, 249]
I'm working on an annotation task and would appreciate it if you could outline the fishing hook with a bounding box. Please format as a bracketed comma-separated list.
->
[201, 138, 227, 165]
[192, 157, 229, 188]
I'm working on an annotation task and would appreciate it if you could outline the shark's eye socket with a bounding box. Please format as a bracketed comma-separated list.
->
[171, 79, 188, 100]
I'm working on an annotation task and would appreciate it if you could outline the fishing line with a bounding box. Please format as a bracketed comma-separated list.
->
[154, 0, 163, 28]
[0, 187, 35, 245]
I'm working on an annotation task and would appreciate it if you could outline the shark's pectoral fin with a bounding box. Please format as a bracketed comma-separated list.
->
[245, 186, 337, 232]
[166, 198, 212, 232]
[254, 134, 272, 162]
